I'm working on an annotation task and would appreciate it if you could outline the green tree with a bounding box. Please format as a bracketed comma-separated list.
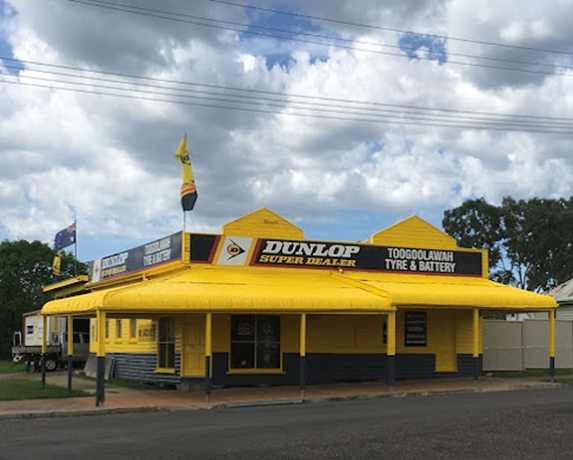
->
[0, 240, 87, 359]
[443, 197, 573, 292]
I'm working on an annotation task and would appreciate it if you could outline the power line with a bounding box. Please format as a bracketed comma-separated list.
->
[4, 63, 573, 130]
[54, 0, 573, 79]
[0, 71, 557, 128]
[1, 76, 572, 134]
[202, 0, 573, 58]
[51, 0, 573, 72]
[3, 56, 573, 124]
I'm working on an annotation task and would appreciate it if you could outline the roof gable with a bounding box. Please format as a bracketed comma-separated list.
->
[222, 208, 304, 239]
[370, 215, 456, 250]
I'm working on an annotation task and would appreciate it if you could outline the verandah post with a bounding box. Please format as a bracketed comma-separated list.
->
[205, 312, 212, 403]
[41, 315, 47, 388]
[549, 309, 556, 382]
[387, 311, 396, 386]
[68, 315, 74, 395]
[472, 308, 480, 382]
[96, 310, 106, 407]
[300, 313, 307, 399]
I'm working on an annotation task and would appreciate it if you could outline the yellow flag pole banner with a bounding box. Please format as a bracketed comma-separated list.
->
[52, 249, 62, 278]
[175, 135, 198, 212]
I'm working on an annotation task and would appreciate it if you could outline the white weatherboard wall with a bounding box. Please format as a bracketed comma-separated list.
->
[483, 319, 573, 371]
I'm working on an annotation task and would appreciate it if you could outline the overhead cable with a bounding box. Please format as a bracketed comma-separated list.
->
[54, 0, 573, 79]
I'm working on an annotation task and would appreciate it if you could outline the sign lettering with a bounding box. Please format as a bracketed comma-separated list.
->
[90, 232, 182, 283]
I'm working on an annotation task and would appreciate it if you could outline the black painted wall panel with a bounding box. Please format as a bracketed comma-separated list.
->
[107, 352, 481, 386]
[457, 354, 483, 376]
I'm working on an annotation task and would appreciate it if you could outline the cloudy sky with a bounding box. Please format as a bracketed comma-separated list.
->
[1, 0, 573, 261]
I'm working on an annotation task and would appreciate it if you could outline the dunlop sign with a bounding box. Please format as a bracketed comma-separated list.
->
[252, 239, 483, 276]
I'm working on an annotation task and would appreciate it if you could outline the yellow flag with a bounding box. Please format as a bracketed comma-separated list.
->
[175, 135, 198, 211]
[52, 250, 62, 277]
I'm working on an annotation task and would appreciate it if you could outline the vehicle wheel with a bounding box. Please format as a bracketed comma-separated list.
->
[44, 356, 58, 372]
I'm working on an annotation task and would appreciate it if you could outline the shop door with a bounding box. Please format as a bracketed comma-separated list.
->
[182, 315, 205, 377]
[434, 313, 457, 372]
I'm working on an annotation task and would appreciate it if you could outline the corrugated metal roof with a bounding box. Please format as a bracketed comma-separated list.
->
[41, 266, 393, 315]
[41, 266, 557, 316]
[339, 272, 557, 310]
[547, 278, 573, 304]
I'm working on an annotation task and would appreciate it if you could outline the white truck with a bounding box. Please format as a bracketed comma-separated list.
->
[11, 311, 90, 371]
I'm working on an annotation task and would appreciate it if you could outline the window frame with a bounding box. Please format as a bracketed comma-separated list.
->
[229, 315, 282, 372]
[129, 318, 137, 341]
[115, 319, 123, 341]
[157, 317, 176, 372]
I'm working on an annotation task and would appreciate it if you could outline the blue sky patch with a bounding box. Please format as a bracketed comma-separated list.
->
[365, 141, 383, 164]
[398, 33, 448, 65]
[0, 0, 18, 74]
[303, 209, 404, 243]
[239, 3, 334, 70]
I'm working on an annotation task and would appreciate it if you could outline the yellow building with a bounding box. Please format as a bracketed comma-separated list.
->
[42, 208, 557, 405]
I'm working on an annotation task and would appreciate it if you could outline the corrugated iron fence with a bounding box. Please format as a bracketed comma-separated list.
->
[483, 319, 573, 371]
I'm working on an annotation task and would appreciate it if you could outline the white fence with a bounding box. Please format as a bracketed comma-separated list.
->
[483, 319, 573, 371]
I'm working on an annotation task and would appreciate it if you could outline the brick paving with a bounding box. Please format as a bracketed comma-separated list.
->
[0, 371, 559, 419]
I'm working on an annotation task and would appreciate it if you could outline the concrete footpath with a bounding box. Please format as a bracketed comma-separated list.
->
[0, 371, 560, 420]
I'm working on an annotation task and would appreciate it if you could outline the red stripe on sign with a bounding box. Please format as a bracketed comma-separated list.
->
[249, 239, 263, 266]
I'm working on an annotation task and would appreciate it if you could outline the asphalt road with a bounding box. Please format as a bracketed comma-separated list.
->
[2, 387, 573, 460]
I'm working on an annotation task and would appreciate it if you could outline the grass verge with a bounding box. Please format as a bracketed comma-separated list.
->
[0, 361, 26, 375]
[0, 379, 89, 401]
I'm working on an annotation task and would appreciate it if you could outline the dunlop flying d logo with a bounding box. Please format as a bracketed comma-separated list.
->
[216, 236, 254, 266]
[226, 240, 246, 260]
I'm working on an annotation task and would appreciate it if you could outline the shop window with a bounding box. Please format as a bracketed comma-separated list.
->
[130, 319, 137, 339]
[158, 317, 175, 369]
[116, 319, 122, 339]
[230, 315, 280, 370]
[105, 319, 110, 339]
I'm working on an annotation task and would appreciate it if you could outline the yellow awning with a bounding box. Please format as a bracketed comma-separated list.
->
[337, 272, 557, 310]
[41, 266, 393, 316]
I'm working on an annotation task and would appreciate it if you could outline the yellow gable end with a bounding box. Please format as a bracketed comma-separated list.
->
[370, 215, 457, 250]
[222, 208, 304, 240]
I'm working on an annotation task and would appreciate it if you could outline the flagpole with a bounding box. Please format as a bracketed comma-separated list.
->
[183, 132, 187, 235]
[74, 220, 78, 277]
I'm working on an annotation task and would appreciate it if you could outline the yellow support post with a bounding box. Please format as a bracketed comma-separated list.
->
[67, 315, 74, 395]
[549, 309, 556, 381]
[472, 309, 480, 382]
[96, 310, 106, 407]
[67, 316, 74, 357]
[300, 313, 307, 398]
[205, 313, 212, 403]
[387, 311, 396, 386]
[41, 315, 47, 388]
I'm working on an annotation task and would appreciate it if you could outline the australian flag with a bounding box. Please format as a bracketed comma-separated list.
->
[54, 223, 76, 251]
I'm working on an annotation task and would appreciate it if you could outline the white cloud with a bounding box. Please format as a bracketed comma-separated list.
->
[2, 0, 573, 259]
